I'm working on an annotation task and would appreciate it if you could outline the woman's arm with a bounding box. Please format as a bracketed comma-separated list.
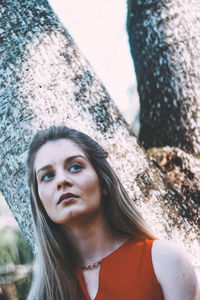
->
[152, 240, 200, 300]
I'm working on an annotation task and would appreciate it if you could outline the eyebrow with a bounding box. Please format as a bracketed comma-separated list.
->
[36, 155, 87, 175]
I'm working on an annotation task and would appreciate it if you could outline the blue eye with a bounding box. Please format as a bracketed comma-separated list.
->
[42, 172, 54, 181]
[69, 164, 82, 172]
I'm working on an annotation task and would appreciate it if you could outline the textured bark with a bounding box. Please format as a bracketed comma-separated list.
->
[148, 147, 200, 223]
[127, 0, 200, 154]
[0, 0, 199, 279]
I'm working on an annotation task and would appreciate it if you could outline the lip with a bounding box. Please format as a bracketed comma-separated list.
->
[57, 193, 79, 205]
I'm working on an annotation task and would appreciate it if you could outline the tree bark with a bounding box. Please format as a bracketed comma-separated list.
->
[127, 0, 200, 154]
[0, 0, 199, 279]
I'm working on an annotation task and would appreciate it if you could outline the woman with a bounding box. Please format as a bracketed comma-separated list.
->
[27, 125, 199, 300]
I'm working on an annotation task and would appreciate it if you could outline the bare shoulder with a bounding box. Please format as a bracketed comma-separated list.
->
[152, 240, 200, 300]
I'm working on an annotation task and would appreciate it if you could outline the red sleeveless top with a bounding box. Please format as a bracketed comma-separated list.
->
[76, 238, 163, 300]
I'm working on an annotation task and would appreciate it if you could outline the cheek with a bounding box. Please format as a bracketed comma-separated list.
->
[82, 174, 101, 197]
[37, 184, 43, 200]
[38, 185, 51, 208]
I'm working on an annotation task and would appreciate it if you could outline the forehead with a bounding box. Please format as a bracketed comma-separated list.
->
[34, 139, 86, 170]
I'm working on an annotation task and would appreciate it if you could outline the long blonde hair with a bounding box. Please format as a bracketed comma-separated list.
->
[27, 125, 154, 300]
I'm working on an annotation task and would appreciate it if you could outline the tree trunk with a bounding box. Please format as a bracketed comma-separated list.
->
[0, 0, 199, 279]
[127, 0, 200, 154]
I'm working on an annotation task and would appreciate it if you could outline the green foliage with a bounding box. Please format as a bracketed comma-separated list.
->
[0, 227, 33, 265]
[0, 227, 34, 299]
[0, 249, 12, 266]
[15, 270, 33, 300]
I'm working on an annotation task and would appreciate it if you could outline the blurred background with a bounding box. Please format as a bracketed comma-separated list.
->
[0, 0, 139, 298]
[0, 193, 33, 300]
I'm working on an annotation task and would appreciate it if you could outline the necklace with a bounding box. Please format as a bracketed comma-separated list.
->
[80, 261, 101, 270]
[79, 238, 130, 270]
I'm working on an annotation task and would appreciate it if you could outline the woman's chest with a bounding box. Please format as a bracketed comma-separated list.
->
[77, 263, 163, 300]
[81, 267, 100, 300]
[76, 239, 163, 300]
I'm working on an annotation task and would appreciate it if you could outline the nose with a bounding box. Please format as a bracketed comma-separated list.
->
[56, 171, 73, 191]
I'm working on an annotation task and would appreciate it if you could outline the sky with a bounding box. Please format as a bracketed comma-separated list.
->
[48, 0, 139, 124]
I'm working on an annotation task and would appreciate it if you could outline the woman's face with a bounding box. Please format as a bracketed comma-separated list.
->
[34, 139, 103, 227]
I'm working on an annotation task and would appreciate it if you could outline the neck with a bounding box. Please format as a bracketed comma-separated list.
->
[62, 212, 129, 266]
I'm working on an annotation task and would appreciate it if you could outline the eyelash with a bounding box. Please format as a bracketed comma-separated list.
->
[69, 163, 83, 172]
[40, 163, 83, 182]
[41, 171, 54, 182]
